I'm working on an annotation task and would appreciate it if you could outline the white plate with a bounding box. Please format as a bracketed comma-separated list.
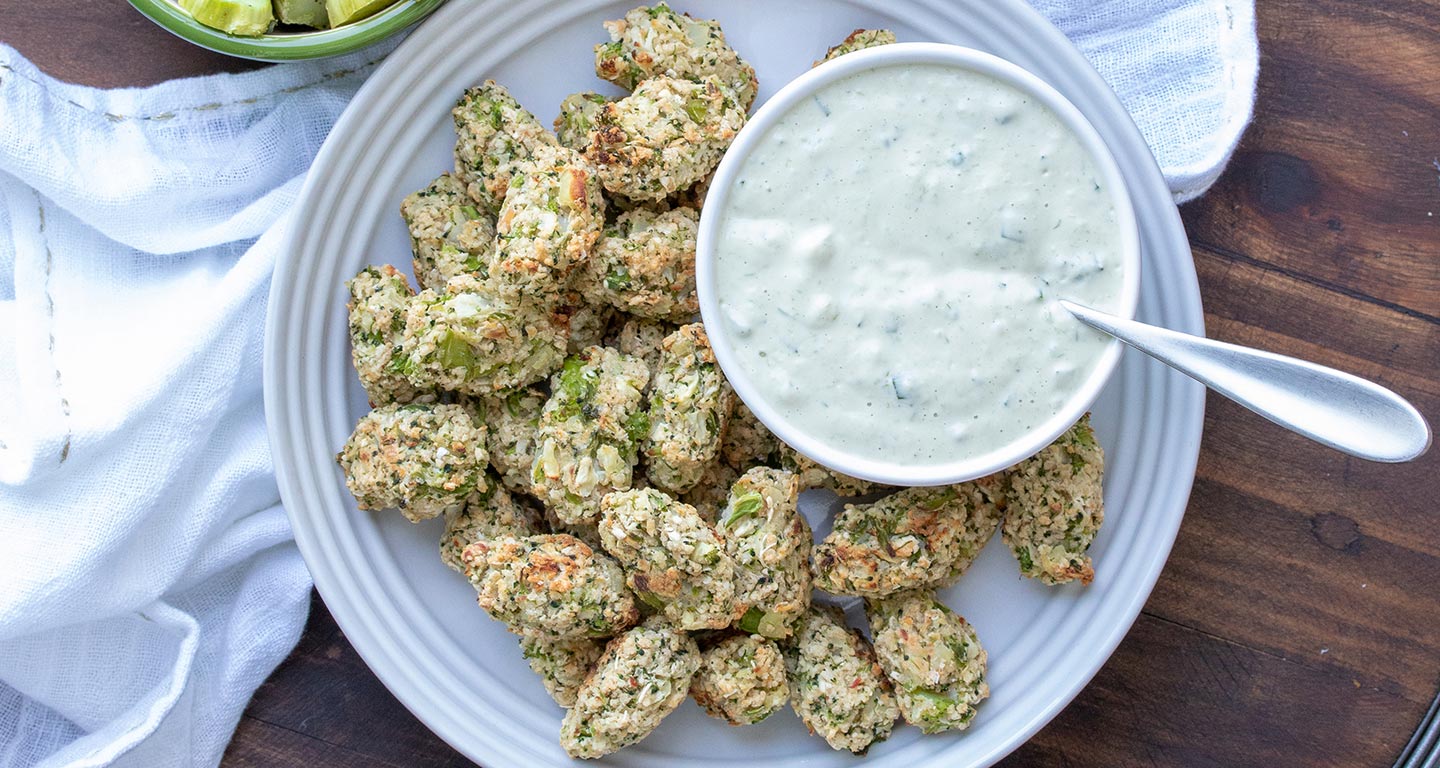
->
[264, 2, 1207, 766]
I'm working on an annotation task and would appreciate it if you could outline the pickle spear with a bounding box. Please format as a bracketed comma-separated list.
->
[325, 0, 399, 26]
[181, 0, 274, 36]
[274, 0, 330, 28]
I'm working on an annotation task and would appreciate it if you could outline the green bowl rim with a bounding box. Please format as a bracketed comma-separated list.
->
[127, 0, 447, 61]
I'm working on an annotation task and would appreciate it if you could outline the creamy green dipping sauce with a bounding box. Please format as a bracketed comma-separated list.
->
[714, 63, 1125, 467]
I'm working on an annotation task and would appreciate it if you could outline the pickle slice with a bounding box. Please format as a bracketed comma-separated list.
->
[273, 0, 329, 28]
[324, 0, 399, 26]
[181, 0, 275, 36]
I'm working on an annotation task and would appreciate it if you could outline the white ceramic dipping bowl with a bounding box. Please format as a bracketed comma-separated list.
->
[696, 43, 1142, 486]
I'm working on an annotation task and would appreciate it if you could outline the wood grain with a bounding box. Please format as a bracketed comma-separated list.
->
[1, 2, 262, 87]
[240, 593, 473, 768]
[1181, 2, 1440, 320]
[2, 0, 1436, 766]
[1008, 613, 1423, 768]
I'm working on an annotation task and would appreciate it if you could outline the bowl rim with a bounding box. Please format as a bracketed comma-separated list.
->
[127, 0, 447, 61]
[695, 42, 1143, 486]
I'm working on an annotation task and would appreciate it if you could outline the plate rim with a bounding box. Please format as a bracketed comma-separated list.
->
[263, 1, 1207, 765]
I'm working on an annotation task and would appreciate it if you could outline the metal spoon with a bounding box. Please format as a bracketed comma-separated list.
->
[1061, 301, 1432, 462]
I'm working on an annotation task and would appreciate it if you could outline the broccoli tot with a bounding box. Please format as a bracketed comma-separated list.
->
[400, 173, 495, 292]
[560, 617, 701, 758]
[672, 170, 714, 211]
[337, 403, 488, 523]
[778, 442, 879, 496]
[717, 468, 811, 640]
[784, 606, 898, 754]
[345, 265, 430, 406]
[811, 481, 1004, 598]
[467, 387, 546, 496]
[643, 324, 733, 493]
[460, 533, 639, 640]
[867, 589, 988, 733]
[721, 400, 779, 471]
[594, 3, 759, 109]
[586, 75, 746, 202]
[544, 504, 608, 554]
[679, 459, 738, 525]
[530, 347, 651, 525]
[690, 634, 788, 725]
[598, 488, 737, 630]
[555, 92, 612, 151]
[1002, 414, 1105, 585]
[609, 316, 678, 380]
[439, 478, 543, 573]
[490, 144, 606, 307]
[452, 81, 559, 213]
[817, 28, 897, 65]
[401, 275, 569, 395]
[581, 206, 700, 322]
[560, 292, 615, 355]
[519, 634, 605, 708]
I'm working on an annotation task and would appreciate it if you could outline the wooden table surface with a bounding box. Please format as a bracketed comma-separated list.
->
[7, 2, 1437, 766]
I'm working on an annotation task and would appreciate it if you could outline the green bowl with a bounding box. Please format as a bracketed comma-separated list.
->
[128, 0, 447, 61]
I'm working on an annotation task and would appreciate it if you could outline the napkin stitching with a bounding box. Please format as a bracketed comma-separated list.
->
[33, 192, 71, 466]
[0, 57, 385, 124]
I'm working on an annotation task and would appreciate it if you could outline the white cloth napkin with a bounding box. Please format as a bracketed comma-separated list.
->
[0, 44, 392, 768]
[0, 2, 1256, 766]
[1030, 0, 1259, 202]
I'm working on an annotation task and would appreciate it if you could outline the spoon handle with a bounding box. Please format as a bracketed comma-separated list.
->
[1060, 301, 1431, 463]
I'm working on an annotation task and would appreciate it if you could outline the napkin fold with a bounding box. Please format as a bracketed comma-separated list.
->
[0, 2, 1256, 765]
[0, 45, 390, 768]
